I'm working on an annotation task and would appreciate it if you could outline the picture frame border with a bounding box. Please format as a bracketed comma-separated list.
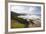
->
[5, 0, 45, 33]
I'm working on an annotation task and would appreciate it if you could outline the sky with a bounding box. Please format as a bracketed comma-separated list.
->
[11, 5, 41, 19]
[11, 5, 41, 15]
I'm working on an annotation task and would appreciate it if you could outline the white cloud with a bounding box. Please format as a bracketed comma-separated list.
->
[11, 5, 41, 20]
[11, 5, 37, 14]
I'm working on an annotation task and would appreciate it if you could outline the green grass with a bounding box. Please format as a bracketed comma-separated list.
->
[11, 23, 25, 28]
[11, 17, 34, 28]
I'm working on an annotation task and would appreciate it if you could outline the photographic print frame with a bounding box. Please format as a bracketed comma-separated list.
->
[6, 1, 45, 33]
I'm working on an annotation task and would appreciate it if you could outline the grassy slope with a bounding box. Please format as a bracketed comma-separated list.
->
[11, 19, 26, 28]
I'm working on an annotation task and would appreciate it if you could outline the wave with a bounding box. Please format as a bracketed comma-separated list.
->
[18, 15, 41, 20]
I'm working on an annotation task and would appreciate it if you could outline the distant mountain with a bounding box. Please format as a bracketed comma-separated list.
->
[11, 11, 26, 17]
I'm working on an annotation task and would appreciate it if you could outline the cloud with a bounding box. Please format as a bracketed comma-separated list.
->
[11, 5, 41, 15]
[11, 5, 41, 19]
